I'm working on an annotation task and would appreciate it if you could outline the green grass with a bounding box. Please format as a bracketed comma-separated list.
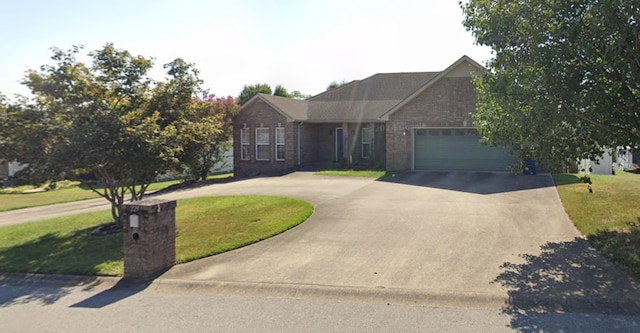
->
[0, 195, 313, 276]
[314, 170, 387, 178]
[0, 179, 82, 194]
[0, 187, 102, 212]
[175, 195, 312, 263]
[553, 171, 640, 279]
[207, 172, 233, 180]
[0, 178, 204, 212]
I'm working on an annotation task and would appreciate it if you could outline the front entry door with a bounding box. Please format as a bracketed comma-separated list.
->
[335, 128, 344, 162]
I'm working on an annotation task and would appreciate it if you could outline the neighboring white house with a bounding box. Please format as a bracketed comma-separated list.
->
[578, 148, 613, 175]
[0, 161, 25, 178]
[211, 144, 233, 173]
[577, 147, 635, 175]
[616, 147, 634, 170]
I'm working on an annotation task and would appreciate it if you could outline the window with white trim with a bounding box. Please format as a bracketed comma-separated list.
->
[240, 128, 250, 160]
[275, 127, 285, 161]
[362, 127, 372, 158]
[256, 128, 270, 160]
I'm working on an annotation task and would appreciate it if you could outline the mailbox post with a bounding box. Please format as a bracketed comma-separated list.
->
[122, 198, 176, 279]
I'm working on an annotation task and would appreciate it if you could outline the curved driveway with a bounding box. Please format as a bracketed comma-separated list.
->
[159, 171, 638, 305]
[4, 171, 639, 309]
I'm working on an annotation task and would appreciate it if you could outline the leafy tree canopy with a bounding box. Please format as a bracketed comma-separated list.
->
[237, 83, 272, 105]
[273, 84, 291, 98]
[0, 44, 233, 224]
[461, 0, 640, 169]
[176, 94, 238, 182]
[326, 80, 349, 91]
[290, 90, 311, 100]
[237, 83, 309, 105]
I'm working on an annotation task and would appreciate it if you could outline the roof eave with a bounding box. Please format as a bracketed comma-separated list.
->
[240, 93, 298, 122]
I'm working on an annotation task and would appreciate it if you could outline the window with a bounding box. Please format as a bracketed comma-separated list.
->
[240, 128, 250, 160]
[275, 127, 285, 161]
[256, 128, 270, 160]
[362, 127, 372, 158]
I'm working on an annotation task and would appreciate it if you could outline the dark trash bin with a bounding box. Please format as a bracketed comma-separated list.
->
[523, 159, 537, 175]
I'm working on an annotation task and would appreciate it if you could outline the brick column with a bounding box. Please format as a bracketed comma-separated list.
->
[122, 199, 176, 279]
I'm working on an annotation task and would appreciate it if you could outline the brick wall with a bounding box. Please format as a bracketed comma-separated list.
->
[298, 122, 386, 169]
[386, 76, 477, 171]
[234, 100, 294, 177]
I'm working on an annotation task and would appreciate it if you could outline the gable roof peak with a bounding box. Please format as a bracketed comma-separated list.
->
[377, 56, 486, 120]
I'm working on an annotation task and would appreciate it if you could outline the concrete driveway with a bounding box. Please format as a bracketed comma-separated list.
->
[3, 171, 639, 310]
[157, 172, 639, 310]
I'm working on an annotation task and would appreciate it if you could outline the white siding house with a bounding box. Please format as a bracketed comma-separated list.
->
[578, 149, 614, 175]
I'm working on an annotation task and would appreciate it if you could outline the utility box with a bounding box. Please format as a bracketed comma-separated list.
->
[122, 198, 177, 279]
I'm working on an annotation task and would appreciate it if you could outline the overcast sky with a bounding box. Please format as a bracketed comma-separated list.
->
[0, 0, 492, 99]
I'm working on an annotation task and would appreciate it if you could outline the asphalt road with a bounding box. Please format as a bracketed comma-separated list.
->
[1, 281, 639, 333]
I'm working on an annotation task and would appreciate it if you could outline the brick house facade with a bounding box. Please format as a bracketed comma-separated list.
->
[234, 56, 513, 177]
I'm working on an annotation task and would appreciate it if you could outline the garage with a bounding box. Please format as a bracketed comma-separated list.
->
[413, 128, 515, 171]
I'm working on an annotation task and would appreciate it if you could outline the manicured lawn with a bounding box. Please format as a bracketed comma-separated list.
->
[0, 180, 181, 212]
[553, 171, 640, 279]
[314, 170, 387, 178]
[0, 187, 103, 212]
[0, 195, 312, 276]
[0, 174, 233, 212]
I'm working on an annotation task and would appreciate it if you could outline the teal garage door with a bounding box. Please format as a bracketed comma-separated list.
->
[413, 129, 514, 171]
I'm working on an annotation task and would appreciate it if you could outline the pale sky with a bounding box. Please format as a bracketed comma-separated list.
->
[0, 0, 492, 99]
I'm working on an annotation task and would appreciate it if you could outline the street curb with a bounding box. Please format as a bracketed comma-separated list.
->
[149, 279, 640, 314]
[149, 278, 508, 309]
[3, 272, 639, 314]
[0, 273, 121, 290]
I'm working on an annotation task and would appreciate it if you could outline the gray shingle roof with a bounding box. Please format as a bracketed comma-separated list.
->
[258, 93, 308, 121]
[307, 72, 438, 122]
[245, 72, 437, 123]
[241, 56, 483, 123]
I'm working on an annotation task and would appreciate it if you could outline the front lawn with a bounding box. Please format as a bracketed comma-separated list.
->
[0, 180, 181, 212]
[0, 173, 233, 212]
[553, 171, 640, 279]
[0, 186, 104, 212]
[0, 195, 313, 276]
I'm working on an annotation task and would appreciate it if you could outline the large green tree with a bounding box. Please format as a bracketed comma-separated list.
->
[175, 94, 238, 182]
[237, 83, 309, 105]
[0, 44, 230, 225]
[144, 59, 236, 182]
[237, 83, 272, 105]
[273, 84, 291, 98]
[461, 0, 640, 169]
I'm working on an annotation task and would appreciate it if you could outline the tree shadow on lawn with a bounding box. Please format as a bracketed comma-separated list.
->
[495, 237, 640, 331]
[0, 226, 123, 307]
[551, 173, 582, 186]
[378, 171, 578, 195]
[588, 219, 640, 281]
